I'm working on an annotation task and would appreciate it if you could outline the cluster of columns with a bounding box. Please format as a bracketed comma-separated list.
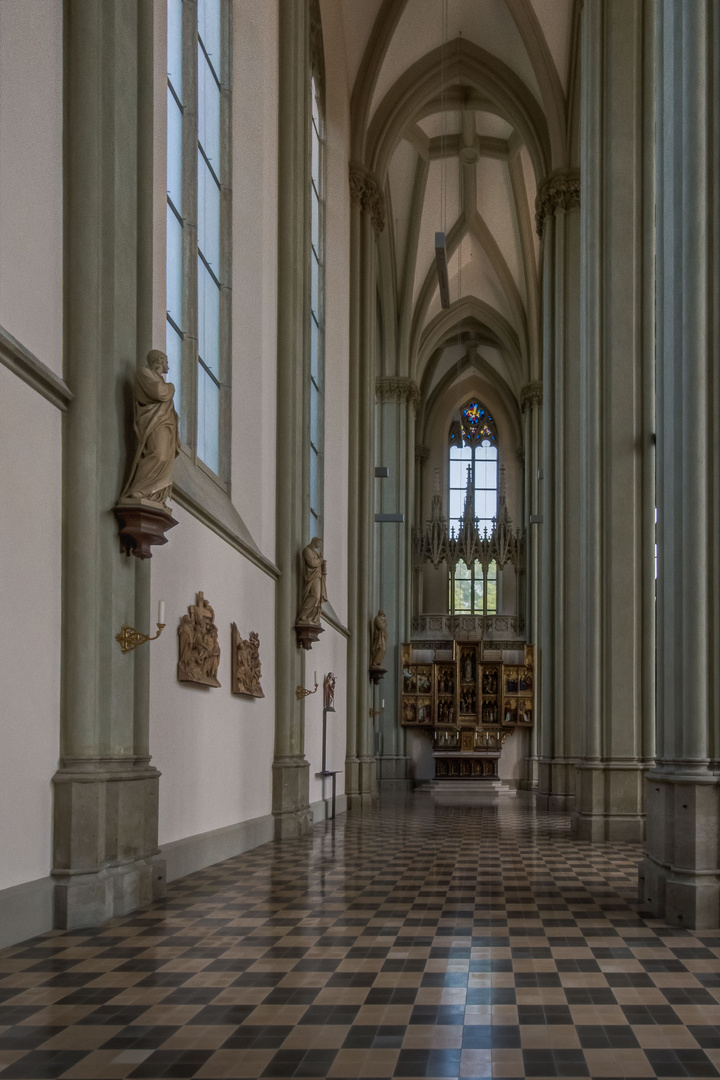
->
[55, 0, 165, 928]
[345, 167, 385, 809]
[537, 0, 655, 843]
[639, 0, 720, 928]
[373, 377, 418, 790]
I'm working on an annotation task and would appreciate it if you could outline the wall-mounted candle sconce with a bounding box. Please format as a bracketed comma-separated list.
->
[296, 671, 319, 700]
[116, 601, 166, 654]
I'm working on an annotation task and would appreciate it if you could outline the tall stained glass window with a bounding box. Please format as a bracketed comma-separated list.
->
[308, 68, 325, 536]
[166, 0, 184, 419]
[166, 0, 230, 483]
[448, 401, 499, 614]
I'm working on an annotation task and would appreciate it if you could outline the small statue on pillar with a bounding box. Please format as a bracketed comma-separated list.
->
[323, 672, 336, 712]
[369, 609, 388, 684]
[113, 349, 179, 558]
[294, 536, 327, 650]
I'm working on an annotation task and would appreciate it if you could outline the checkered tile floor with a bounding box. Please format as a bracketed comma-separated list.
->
[1, 793, 720, 1079]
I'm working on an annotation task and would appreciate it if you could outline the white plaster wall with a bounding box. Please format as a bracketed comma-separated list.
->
[0, 1, 63, 374]
[0, 369, 62, 888]
[231, 0, 279, 556]
[151, 510, 276, 845]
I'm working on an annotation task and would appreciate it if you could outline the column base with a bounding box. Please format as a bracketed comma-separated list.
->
[377, 755, 413, 791]
[345, 755, 378, 810]
[519, 755, 540, 791]
[53, 855, 166, 930]
[536, 758, 577, 812]
[272, 757, 313, 839]
[52, 762, 164, 929]
[571, 761, 647, 842]
[639, 767, 720, 929]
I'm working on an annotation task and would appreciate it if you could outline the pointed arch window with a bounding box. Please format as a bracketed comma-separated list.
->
[308, 64, 325, 537]
[448, 401, 498, 614]
[166, 0, 231, 485]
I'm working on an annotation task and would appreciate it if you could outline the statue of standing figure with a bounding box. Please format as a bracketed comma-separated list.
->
[370, 609, 388, 669]
[120, 349, 180, 506]
[296, 537, 327, 625]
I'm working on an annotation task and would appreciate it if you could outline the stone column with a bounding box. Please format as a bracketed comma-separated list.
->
[573, 0, 655, 842]
[413, 444, 430, 619]
[638, 0, 719, 928]
[346, 168, 383, 809]
[535, 174, 582, 812]
[374, 377, 418, 790]
[54, 0, 165, 929]
[272, 0, 313, 839]
[521, 382, 542, 790]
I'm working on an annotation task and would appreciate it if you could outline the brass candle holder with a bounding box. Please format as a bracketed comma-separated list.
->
[116, 622, 166, 654]
[295, 679, 319, 701]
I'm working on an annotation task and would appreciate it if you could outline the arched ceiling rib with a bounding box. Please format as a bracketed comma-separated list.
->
[344, 0, 575, 413]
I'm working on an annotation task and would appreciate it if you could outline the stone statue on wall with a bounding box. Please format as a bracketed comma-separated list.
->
[177, 592, 221, 687]
[231, 624, 264, 698]
[370, 609, 388, 669]
[120, 349, 180, 507]
[296, 537, 327, 625]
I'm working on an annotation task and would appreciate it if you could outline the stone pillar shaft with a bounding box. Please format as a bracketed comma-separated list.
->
[374, 381, 416, 790]
[346, 173, 381, 809]
[272, 0, 312, 838]
[574, 0, 655, 842]
[537, 184, 582, 813]
[55, 0, 165, 929]
[639, 0, 720, 929]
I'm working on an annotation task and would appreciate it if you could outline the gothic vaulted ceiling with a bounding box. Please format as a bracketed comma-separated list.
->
[339, 0, 579, 425]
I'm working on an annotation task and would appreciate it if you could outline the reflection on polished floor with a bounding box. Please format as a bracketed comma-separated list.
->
[1, 793, 720, 1079]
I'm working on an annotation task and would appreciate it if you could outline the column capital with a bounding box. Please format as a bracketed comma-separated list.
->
[535, 170, 580, 237]
[376, 375, 421, 413]
[520, 381, 543, 413]
[415, 443, 430, 464]
[349, 164, 386, 233]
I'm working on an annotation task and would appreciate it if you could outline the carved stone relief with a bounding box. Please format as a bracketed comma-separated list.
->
[231, 624, 264, 698]
[349, 166, 386, 232]
[177, 592, 221, 687]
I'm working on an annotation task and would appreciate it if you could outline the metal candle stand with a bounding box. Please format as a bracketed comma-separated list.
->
[315, 678, 341, 821]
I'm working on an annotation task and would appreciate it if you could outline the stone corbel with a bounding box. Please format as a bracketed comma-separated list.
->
[375, 376, 421, 413]
[520, 381, 543, 414]
[535, 171, 581, 238]
[349, 164, 386, 233]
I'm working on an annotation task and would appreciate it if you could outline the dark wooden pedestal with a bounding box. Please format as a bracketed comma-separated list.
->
[112, 503, 178, 559]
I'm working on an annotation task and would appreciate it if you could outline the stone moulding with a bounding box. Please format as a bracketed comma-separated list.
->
[349, 165, 386, 233]
[375, 376, 421, 413]
[535, 170, 581, 237]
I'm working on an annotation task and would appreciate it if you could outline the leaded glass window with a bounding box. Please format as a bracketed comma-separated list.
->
[166, 0, 230, 484]
[308, 66, 325, 536]
[448, 401, 498, 614]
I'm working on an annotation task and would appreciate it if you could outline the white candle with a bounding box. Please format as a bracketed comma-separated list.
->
[382, 699, 385, 709]
[158, 600, 165, 624]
